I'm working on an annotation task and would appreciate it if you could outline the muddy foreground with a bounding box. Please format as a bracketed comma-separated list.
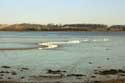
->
[0, 65, 125, 83]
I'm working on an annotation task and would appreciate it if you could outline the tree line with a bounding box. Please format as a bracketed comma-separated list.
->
[0, 23, 125, 31]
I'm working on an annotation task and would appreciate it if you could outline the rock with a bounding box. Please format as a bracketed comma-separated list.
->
[0, 71, 10, 73]
[1, 66, 11, 68]
[21, 76, 25, 79]
[0, 74, 4, 76]
[95, 69, 125, 75]
[93, 81, 101, 83]
[21, 68, 29, 70]
[91, 75, 96, 78]
[119, 73, 125, 76]
[100, 69, 118, 75]
[97, 66, 102, 68]
[31, 74, 63, 79]
[89, 62, 93, 64]
[118, 69, 125, 73]
[106, 58, 110, 60]
[7, 77, 11, 79]
[47, 69, 66, 74]
[67, 74, 85, 77]
[11, 71, 17, 75]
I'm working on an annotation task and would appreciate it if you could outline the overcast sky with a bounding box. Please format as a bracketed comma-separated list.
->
[0, 0, 125, 25]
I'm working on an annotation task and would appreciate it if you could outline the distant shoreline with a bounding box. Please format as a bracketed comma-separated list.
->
[0, 23, 125, 32]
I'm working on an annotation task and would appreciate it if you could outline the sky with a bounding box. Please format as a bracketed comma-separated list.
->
[0, 0, 125, 25]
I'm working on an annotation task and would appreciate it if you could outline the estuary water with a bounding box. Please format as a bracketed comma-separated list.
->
[0, 31, 125, 82]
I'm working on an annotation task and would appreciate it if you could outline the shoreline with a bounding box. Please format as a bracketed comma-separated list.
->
[0, 79, 125, 83]
[0, 30, 125, 32]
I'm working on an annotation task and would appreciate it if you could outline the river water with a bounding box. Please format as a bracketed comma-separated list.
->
[0, 31, 125, 82]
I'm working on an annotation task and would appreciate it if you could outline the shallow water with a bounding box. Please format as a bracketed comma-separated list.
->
[0, 31, 125, 82]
